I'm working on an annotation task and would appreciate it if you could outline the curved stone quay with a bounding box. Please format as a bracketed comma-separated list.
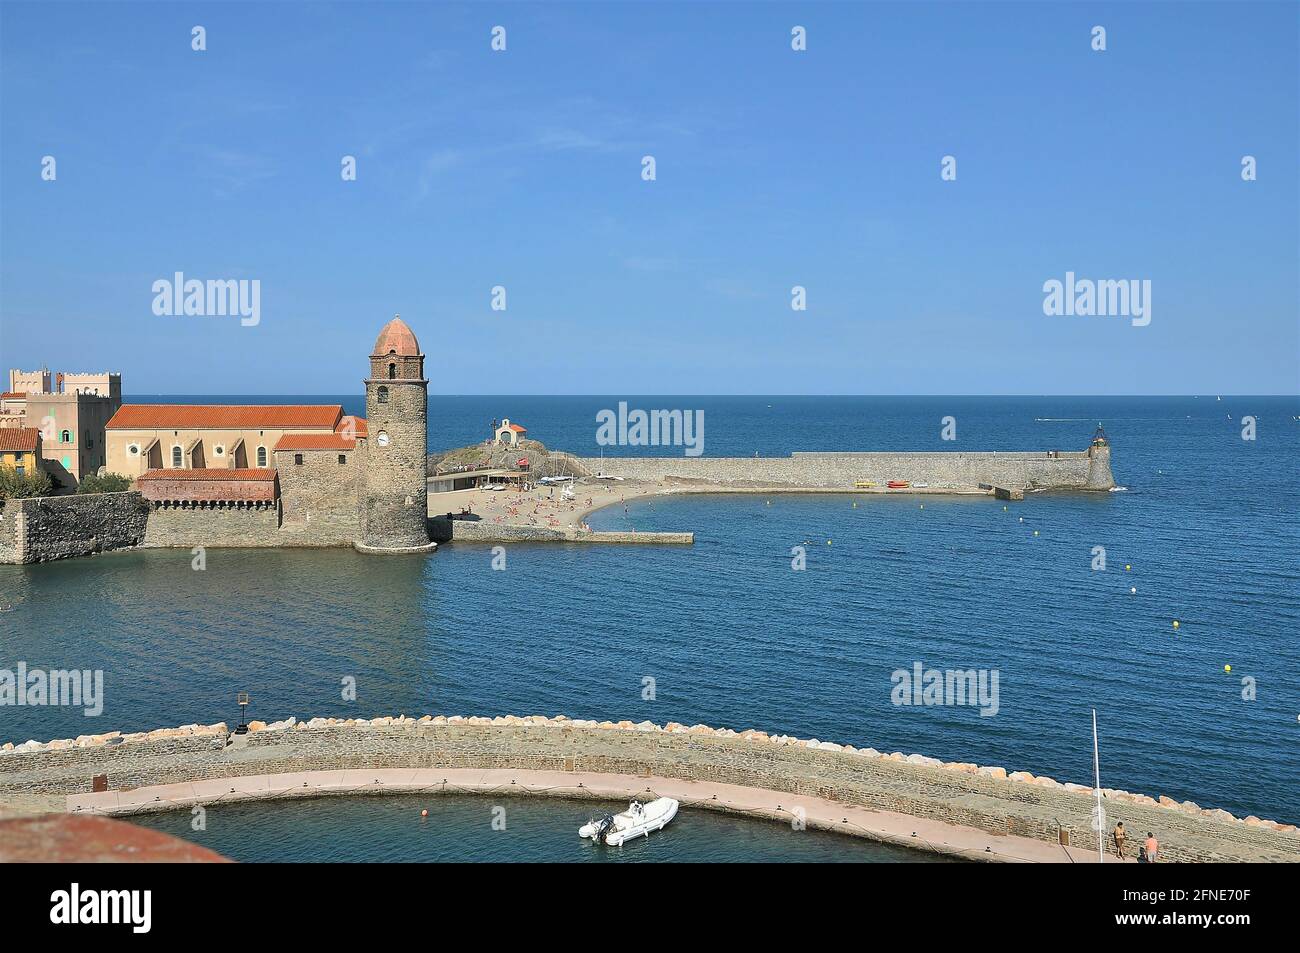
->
[3, 714, 1296, 863]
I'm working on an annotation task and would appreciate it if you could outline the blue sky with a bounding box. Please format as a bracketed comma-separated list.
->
[1, 1, 1296, 395]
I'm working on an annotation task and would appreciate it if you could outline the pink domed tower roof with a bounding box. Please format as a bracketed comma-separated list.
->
[373, 316, 420, 356]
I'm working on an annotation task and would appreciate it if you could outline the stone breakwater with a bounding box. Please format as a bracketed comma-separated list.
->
[3, 715, 1294, 862]
[428, 516, 692, 545]
[576, 447, 1115, 492]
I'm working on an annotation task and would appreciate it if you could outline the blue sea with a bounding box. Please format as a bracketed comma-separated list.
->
[2, 396, 1298, 844]
[128, 793, 954, 863]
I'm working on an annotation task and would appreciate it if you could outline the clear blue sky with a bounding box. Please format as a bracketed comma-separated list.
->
[1, 1, 1296, 395]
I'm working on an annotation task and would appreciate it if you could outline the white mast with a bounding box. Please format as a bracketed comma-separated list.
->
[1093, 708, 1104, 864]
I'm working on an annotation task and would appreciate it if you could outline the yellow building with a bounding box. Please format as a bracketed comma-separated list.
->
[0, 428, 41, 477]
[105, 404, 365, 477]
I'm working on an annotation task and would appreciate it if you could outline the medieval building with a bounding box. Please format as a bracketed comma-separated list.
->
[106, 316, 435, 554]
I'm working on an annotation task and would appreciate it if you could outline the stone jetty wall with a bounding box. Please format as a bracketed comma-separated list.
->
[577, 448, 1115, 491]
[428, 516, 691, 545]
[0, 492, 150, 564]
[2, 714, 1293, 863]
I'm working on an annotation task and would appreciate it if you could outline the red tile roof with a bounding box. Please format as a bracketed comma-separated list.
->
[505, 423, 526, 433]
[135, 468, 278, 503]
[273, 433, 356, 451]
[136, 468, 278, 482]
[0, 428, 39, 452]
[107, 404, 343, 431]
[336, 416, 368, 437]
[0, 391, 25, 400]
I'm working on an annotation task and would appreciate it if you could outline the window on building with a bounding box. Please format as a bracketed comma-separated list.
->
[294, 454, 304, 466]
[256, 446, 267, 467]
[171, 446, 182, 468]
[14, 465, 24, 477]
[377, 386, 389, 403]
[128, 445, 139, 456]
[60, 430, 71, 443]
[388, 363, 396, 379]
[338, 454, 346, 464]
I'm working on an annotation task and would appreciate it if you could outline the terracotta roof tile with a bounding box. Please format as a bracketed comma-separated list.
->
[107, 404, 343, 431]
[0, 391, 25, 400]
[506, 423, 526, 432]
[0, 428, 40, 452]
[273, 434, 357, 451]
[336, 416, 367, 437]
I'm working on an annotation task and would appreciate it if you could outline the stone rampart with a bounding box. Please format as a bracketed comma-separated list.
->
[0, 492, 149, 564]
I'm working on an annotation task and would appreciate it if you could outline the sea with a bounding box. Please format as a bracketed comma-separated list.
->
[2, 395, 1297, 860]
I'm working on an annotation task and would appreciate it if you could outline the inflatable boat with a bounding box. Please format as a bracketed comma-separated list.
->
[579, 797, 679, 845]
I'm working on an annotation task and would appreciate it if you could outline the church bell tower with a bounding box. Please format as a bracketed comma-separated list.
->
[356, 315, 435, 552]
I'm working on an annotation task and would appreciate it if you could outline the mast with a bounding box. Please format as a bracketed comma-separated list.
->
[1093, 708, 1104, 864]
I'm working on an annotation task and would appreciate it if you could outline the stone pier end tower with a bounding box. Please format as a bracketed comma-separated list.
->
[356, 316, 436, 553]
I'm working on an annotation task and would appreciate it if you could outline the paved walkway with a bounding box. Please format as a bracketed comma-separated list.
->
[67, 768, 1132, 863]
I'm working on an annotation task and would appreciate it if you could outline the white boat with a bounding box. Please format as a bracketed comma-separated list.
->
[561, 484, 576, 500]
[579, 797, 679, 845]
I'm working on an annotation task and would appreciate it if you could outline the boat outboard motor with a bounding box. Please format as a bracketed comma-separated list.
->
[591, 814, 615, 844]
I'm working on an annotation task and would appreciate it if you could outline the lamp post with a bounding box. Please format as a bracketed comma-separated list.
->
[234, 692, 251, 735]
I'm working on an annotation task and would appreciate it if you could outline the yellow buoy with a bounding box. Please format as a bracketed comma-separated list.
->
[827, 539, 832, 545]
[1224, 665, 1231, 673]
[1172, 620, 1180, 629]
[1125, 564, 1131, 571]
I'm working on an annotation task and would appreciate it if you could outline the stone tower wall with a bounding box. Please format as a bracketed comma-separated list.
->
[360, 377, 430, 549]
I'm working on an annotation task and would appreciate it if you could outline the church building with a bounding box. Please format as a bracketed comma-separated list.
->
[104, 317, 435, 554]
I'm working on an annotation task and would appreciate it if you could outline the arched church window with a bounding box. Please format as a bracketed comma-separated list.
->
[377, 386, 389, 403]
[256, 446, 267, 467]
[171, 446, 182, 468]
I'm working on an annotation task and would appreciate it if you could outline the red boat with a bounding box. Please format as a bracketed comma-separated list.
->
[886, 480, 910, 489]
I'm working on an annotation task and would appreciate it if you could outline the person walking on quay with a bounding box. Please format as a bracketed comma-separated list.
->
[1112, 821, 1127, 859]
[1144, 832, 1159, 862]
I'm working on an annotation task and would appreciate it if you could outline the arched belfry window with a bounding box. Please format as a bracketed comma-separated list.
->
[377, 385, 389, 404]
[61, 430, 71, 443]
[388, 363, 396, 379]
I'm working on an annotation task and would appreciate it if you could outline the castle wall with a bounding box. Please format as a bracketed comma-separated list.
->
[577, 448, 1114, 491]
[275, 447, 361, 545]
[142, 502, 282, 548]
[0, 491, 149, 564]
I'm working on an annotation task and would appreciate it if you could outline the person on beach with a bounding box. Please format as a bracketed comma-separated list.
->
[1112, 821, 1127, 859]
[1144, 832, 1159, 862]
